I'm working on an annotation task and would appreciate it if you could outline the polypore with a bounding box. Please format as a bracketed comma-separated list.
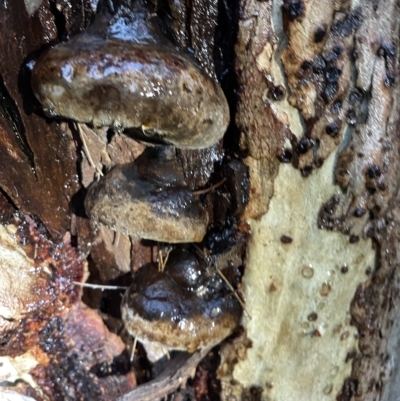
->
[121, 248, 242, 352]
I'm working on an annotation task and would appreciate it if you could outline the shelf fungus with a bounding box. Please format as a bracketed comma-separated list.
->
[30, 0, 230, 149]
[121, 248, 242, 352]
[84, 147, 209, 243]
[30, 0, 231, 243]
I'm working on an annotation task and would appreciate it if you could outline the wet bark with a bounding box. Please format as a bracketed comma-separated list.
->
[0, 0, 399, 401]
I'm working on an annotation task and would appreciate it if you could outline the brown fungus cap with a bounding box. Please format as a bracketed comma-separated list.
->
[84, 151, 209, 243]
[31, 34, 230, 149]
[121, 250, 242, 352]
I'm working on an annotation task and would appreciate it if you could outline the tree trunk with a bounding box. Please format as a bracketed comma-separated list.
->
[0, 0, 399, 400]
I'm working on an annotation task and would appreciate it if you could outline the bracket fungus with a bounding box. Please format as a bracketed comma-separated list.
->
[85, 147, 209, 243]
[28, 0, 246, 382]
[30, 0, 230, 149]
[121, 248, 242, 352]
[31, 0, 231, 243]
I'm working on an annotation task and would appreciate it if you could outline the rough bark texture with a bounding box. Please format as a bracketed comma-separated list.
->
[226, 1, 400, 401]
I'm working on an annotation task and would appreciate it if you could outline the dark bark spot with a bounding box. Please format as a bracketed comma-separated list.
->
[337, 378, 358, 401]
[297, 137, 312, 154]
[280, 235, 293, 244]
[331, 100, 342, 114]
[349, 235, 360, 243]
[314, 24, 327, 43]
[325, 121, 340, 137]
[312, 55, 326, 73]
[348, 90, 361, 104]
[282, 0, 305, 21]
[323, 82, 339, 102]
[267, 85, 286, 101]
[367, 165, 381, 179]
[324, 45, 343, 64]
[353, 207, 366, 217]
[307, 312, 318, 321]
[384, 74, 395, 88]
[300, 166, 313, 177]
[325, 67, 342, 83]
[341, 265, 349, 274]
[347, 108, 357, 125]
[332, 9, 362, 37]
[278, 149, 293, 163]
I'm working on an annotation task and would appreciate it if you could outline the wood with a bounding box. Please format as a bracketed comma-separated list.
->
[117, 348, 211, 401]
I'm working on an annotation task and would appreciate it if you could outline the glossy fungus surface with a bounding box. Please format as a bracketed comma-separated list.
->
[121, 250, 242, 352]
[84, 160, 209, 243]
[31, 35, 230, 149]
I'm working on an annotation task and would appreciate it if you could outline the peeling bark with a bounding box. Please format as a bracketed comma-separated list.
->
[225, 0, 400, 400]
[1, 0, 400, 400]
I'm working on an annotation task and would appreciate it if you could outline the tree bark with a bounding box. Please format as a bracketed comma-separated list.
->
[0, 0, 399, 400]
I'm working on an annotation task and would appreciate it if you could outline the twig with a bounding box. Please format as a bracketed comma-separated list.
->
[113, 231, 120, 247]
[157, 249, 163, 272]
[158, 247, 172, 272]
[191, 243, 206, 258]
[165, 348, 170, 360]
[73, 281, 128, 291]
[130, 337, 138, 362]
[77, 123, 103, 179]
[215, 268, 250, 318]
[117, 347, 212, 401]
[192, 177, 226, 196]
